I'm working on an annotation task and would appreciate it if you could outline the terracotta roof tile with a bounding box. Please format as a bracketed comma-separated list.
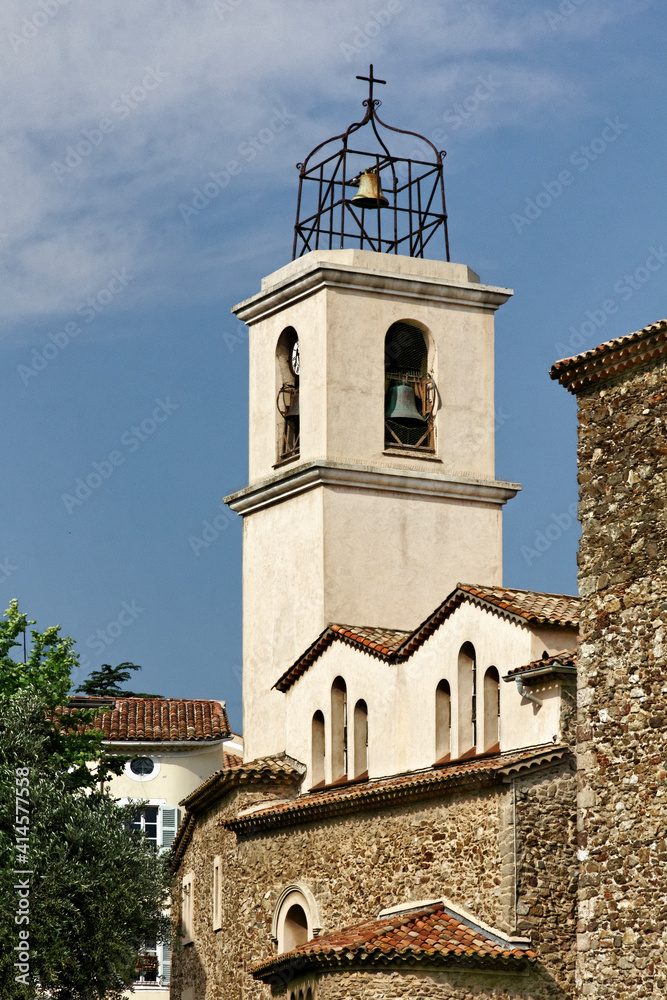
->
[455, 585, 578, 627]
[329, 624, 410, 654]
[222, 751, 243, 768]
[252, 901, 535, 984]
[550, 317, 667, 393]
[223, 744, 570, 835]
[275, 584, 578, 692]
[62, 697, 230, 742]
[506, 649, 577, 678]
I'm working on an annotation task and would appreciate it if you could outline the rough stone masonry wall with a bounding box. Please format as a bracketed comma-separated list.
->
[289, 966, 571, 1000]
[172, 787, 505, 1000]
[171, 765, 576, 1000]
[514, 763, 577, 996]
[576, 358, 667, 997]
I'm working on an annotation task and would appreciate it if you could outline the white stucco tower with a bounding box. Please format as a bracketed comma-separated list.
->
[226, 74, 520, 761]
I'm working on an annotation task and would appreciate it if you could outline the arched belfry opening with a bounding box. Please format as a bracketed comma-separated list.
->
[275, 326, 300, 464]
[384, 321, 436, 451]
[293, 65, 449, 260]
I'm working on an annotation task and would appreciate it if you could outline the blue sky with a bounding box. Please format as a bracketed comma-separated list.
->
[1, 0, 664, 732]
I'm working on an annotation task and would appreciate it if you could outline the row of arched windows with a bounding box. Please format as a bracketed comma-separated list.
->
[310, 646, 500, 784]
[311, 678, 368, 787]
[435, 643, 500, 761]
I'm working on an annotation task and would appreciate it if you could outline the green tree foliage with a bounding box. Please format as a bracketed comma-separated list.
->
[0, 603, 171, 1000]
[77, 661, 162, 699]
[0, 600, 122, 788]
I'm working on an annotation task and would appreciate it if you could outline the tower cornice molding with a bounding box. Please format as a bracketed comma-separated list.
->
[233, 253, 513, 326]
[225, 459, 520, 517]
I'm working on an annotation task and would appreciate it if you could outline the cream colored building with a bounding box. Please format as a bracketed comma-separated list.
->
[73, 695, 242, 996]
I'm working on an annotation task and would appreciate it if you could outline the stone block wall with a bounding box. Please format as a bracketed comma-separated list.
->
[171, 762, 576, 1000]
[288, 967, 571, 1000]
[514, 764, 577, 994]
[575, 359, 667, 996]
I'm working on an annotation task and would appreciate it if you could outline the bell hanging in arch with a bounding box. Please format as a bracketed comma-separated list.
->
[385, 383, 426, 426]
[350, 170, 389, 209]
[285, 390, 299, 419]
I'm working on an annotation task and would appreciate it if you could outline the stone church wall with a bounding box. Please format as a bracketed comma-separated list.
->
[514, 764, 577, 995]
[290, 967, 571, 1000]
[171, 762, 576, 1000]
[575, 358, 667, 997]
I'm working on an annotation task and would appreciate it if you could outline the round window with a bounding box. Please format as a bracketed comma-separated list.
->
[130, 757, 155, 777]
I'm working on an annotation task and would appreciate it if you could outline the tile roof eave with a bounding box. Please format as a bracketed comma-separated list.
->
[504, 650, 578, 680]
[222, 745, 571, 836]
[504, 663, 577, 682]
[62, 697, 232, 743]
[252, 942, 536, 986]
[549, 318, 667, 393]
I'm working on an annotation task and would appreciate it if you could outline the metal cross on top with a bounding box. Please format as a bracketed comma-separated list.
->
[356, 64, 386, 104]
[293, 66, 450, 261]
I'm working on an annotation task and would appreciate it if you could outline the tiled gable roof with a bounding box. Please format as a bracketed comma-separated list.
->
[329, 624, 410, 654]
[550, 317, 667, 393]
[171, 754, 305, 869]
[275, 584, 579, 692]
[223, 745, 570, 835]
[454, 585, 579, 627]
[252, 900, 535, 985]
[62, 697, 230, 743]
[506, 649, 577, 678]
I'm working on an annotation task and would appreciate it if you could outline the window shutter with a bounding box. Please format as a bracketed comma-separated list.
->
[159, 942, 171, 985]
[161, 806, 179, 849]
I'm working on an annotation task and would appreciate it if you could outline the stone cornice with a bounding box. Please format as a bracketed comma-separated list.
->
[233, 257, 513, 326]
[225, 460, 520, 516]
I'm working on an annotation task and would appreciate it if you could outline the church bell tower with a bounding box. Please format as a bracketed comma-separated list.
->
[226, 68, 519, 761]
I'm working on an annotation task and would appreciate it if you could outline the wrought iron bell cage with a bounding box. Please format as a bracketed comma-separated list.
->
[293, 66, 450, 261]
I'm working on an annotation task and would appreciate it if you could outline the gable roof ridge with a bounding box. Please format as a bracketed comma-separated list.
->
[274, 585, 579, 693]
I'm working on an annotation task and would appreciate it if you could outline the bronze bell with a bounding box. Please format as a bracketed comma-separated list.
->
[350, 170, 388, 209]
[385, 383, 426, 426]
[286, 390, 299, 419]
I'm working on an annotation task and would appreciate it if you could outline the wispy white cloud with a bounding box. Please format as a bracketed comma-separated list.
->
[0, 0, 643, 327]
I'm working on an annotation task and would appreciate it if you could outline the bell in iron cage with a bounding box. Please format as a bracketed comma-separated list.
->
[350, 169, 389, 209]
[385, 383, 426, 427]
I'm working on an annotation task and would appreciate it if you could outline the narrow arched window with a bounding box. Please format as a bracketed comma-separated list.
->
[483, 666, 500, 752]
[435, 680, 451, 761]
[384, 321, 434, 451]
[457, 642, 476, 755]
[276, 326, 300, 463]
[331, 677, 347, 781]
[311, 711, 325, 787]
[283, 903, 308, 951]
[353, 700, 368, 778]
